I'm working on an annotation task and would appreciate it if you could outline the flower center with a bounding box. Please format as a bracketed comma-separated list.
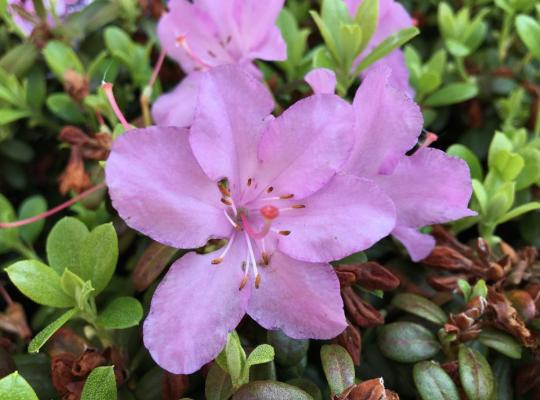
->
[213, 178, 305, 290]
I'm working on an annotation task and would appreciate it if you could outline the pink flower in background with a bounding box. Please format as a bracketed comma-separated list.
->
[152, 0, 286, 127]
[345, 0, 415, 95]
[106, 66, 396, 373]
[9, 0, 89, 35]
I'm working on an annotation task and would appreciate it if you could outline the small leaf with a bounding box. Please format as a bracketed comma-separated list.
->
[0, 108, 30, 125]
[0, 371, 39, 400]
[79, 223, 118, 294]
[457, 279, 472, 302]
[478, 329, 522, 359]
[377, 322, 440, 363]
[232, 381, 313, 400]
[46, 93, 85, 124]
[0, 193, 19, 253]
[28, 308, 77, 353]
[391, 293, 448, 325]
[267, 330, 309, 367]
[225, 331, 246, 387]
[458, 345, 494, 400]
[447, 144, 483, 181]
[18, 195, 47, 244]
[80, 366, 117, 400]
[497, 202, 540, 224]
[423, 82, 479, 107]
[246, 345, 275, 368]
[42, 41, 85, 81]
[320, 344, 355, 396]
[46, 217, 89, 275]
[516, 15, 540, 60]
[6, 260, 75, 308]
[96, 297, 143, 329]
[205, 363, 233, 400]
[413, 361, 460, 400]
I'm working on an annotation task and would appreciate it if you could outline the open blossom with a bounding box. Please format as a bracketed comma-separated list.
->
[152, 0, 286, 127]
[306, 67, 475, 261]
[106, 66, 396, 373]
[345, 0, 414, 95]
[9, 0, 89, 35]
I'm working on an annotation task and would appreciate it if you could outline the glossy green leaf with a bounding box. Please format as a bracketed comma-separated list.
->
[458, 345, 494, 400]
[378, 322, 440, 363]
[497, 202, 540, 224]
[413, 361, 460, 400]
[81, 366, 117, 400]
[391, 293, 448, 325]
[320, 344, 354, 396]
[267, 330, 309, 367]
[478, 329, 522, 359]
[18, 195, 47, 244]
[96, 297, 143, 329]
[205, 363, 233, 400]
[28, 308, 77, 353]
[423, 83, 479, 107]
[516, 15, 540, 60]
[0, 193, 19, 253]
[225, 331, 246, 387]
[0, 108, 30, 125]
[6, 260, 75, 308]
[46, 217, 89, 275]
[46, 93, 85, 124]
[232, 381, 313, 400]
[0, 371, 39, 400]
[42, 41, 85, 81]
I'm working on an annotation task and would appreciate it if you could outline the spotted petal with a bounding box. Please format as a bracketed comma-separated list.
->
[105, 126, 231, 249]
[274, 174, 396, 263]
[144, 243, 250, 374]
[247, 251, 346, 339]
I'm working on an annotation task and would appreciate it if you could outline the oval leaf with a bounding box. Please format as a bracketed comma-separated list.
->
[378, 322, 440, 363]
[478, 328, 522, 359]
[458, 345, 494, 400]
[81, 366, 117, 400]
[28, 308, 77, 353]
[96, 297, 143, 330]
[413, 361, 460, 400]
[391, 293, 448, 325]
[232, 381, 313, 400]
[205, 363, 233, 400]
[320, 344, 355, 396]
[46, 217, 89, 275]
[0, 371, 39, 400]
[424, 82, 479, 107]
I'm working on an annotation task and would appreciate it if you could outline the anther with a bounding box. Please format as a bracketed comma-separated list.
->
[279, 230, 291, 236]
[280, 194, 294, 199]
[218, 182, 231, 197]
[239, 275, 249, 290]
[266, 186, 274, 193]
[211, 257, 223, 265]
[247, 178, 252, 186]
[255, 274, 261, 289]
[260, 205, 279, 220]
[291, 204, 306, 209]
[221, 198, 232, 206]
[262, 252, 271, 266]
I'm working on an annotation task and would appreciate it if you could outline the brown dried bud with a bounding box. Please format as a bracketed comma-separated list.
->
[336, 270, 357, 288]
[426, 274, 468, 291]
[423, 246, 474, 271]
[0, 302, 32, 340]
[347, 378, 397, 400]
[63, 69, 89, 103]
[354, 262, 400, 291]
[72, 349, 106, 377]
[516, 363, 540, 395]
[499, 242, 518, 264]
[51, 353, 77, 395]
[342, 287, 384, 328]
[336, 323, 362, 366]
[58, 146, 92, 195]
[162, 372, 189, 400]
[506, 290, 537, 322]
[486, 262, 504, 281]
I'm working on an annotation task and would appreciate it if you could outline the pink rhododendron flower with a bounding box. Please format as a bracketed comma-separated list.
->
[9, 0, 89, 35]
[106, 66, 396, 373]
[305, 67, 474, 261]
[152, 0, 286, 127]
[345, 0, 414, 95]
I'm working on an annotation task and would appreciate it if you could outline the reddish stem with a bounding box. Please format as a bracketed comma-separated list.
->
[149, 50, 167, 89]
[101, 82, 130, 130]
[0, 183, 106, 229]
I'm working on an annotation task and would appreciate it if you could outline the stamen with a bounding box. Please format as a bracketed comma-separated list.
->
[421, 132, 438, 148]
[218, 181, 231, 197]
[262, 252, 271, 266]
[255, 274, 261, 289]
[175, 34, 211, 70]
[280, 194, 294, 199]
[223, 210, 241, 230]
[278, 230, 291, 236]
[221, 198, 232, 206]
[211, 233, 236, 265]
[244, 231, 260, 289]
[247, 178, 252, 187]
[239, 275, 249, 290]
[101, 82, 130, 130]
[291, 204, 306, 209]
[239, 245, 251, 290]
[258, 194, 295, 202]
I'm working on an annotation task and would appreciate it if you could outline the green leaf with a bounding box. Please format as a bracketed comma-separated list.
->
[0, 193, 19, 253]
[42, 41, 85, 81]
[497, 202, 540, 224]
[28, 308, 77, 353]
[457, 279, 472, 301]
[516, 15, 540, 60]
[60, 268, 87, 300]
[488, 131, 514, 169]
[320, 344, 355, 396]
[458, 345, 494, 400]
[79, 222, 118, 294]
[246, 345, 275, 368]
[26, 66, 46, 110]
[447, 144, 483, 180]
[378, 322, 441, 363]
[310, 11, 339, 61]
[276, 8, 310, 79]
[391, 293, 448, 325]
[225, 331, 246, 387]
[6, 260, 75, 308]
[18, 195, 47, 244]
[46, 93, 85, 124]
[478, 329, 522, 359]
[354, 0, 379, 53]
[81, 366, 117, 400]
[267, 330, 309, 367]
[492, 150, 524, 181]
[0, 43, 39, 77]
[413, 361, 460, 400]
[356, 27, 420, 73]
[491, 357, 513, 400]
[205, 363, 233, 400]
[516, 148, 540, 190]
[286, 379, 322, 400]
[485, 182, 515, 222]
[0, 371, 39, 400]
[471, 280, 488, 299]
[96, 297, 143, 329]
[232, 381, 313, 400]
[0, 108, 30, 125]
[46, 217, 89, 275]
[423, 83, 479, 107]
